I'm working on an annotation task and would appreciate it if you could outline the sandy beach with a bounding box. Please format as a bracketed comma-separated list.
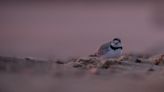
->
[0, 55, 164, 92]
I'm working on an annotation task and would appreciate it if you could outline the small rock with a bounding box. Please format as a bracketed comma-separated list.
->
[89, 54, 98, 57]
[73, 64, 83, 68]
[56, 60, 65, 64]
[101, 62, 111, 69]
[135, 58, 142, 63]
[148, 68, 155, 72]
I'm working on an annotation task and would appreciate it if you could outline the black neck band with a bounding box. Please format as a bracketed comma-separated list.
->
[110, 45, 122, 50]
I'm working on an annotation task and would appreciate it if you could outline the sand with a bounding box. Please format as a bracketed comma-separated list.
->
[0, 55, 164, 92]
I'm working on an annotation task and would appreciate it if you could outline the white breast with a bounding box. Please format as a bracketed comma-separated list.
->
[101, 47, 122, 59]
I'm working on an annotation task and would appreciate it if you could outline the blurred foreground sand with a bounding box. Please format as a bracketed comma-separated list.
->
[0, 55, 164, 92]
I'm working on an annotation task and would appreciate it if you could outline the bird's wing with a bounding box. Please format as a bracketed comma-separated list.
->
[97, 42, 111, 56]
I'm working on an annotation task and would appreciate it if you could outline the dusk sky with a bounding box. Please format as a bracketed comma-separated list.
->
[0, 2, 164, 59]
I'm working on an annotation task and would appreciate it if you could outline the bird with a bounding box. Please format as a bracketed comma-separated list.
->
[95, 38, 123, 59]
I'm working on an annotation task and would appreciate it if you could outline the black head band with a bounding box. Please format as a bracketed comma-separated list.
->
[113, 38, 121, 42]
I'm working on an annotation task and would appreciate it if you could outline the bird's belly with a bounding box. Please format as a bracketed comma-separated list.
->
[103, 49, 122, 58]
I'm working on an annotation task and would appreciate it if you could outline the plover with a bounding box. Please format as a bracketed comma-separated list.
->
[96, 38, 123, 59]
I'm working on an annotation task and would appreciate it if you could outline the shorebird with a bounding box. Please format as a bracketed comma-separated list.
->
[96, 38, 123, 59]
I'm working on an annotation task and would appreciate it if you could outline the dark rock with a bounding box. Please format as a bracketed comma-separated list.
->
[135, 58, 142, 63]
[56, 60, 65, 64]
[89, 54, 98, 57]
[101, 62, 111, 69]
[148, 68, 155, 72]
[73, 64, 83, 68]
[154, 61, 160, 65]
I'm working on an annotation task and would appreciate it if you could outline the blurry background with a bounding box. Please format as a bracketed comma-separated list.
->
[0, 1, 164, 59]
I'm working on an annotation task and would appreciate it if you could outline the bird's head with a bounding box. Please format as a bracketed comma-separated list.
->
[111, 38, 122, 47]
